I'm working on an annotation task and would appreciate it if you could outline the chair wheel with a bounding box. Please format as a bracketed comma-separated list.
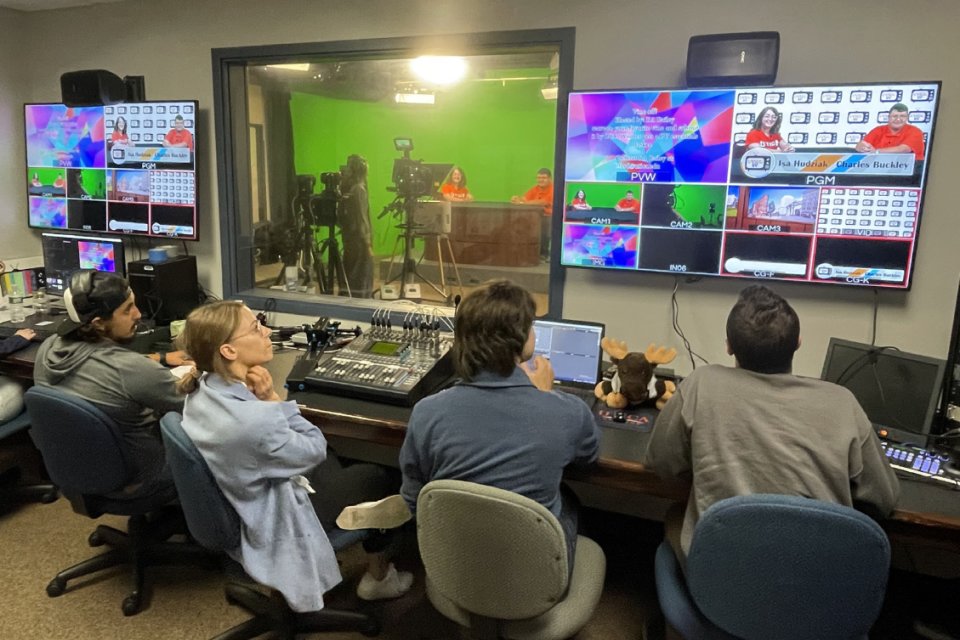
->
[40, 490, 59, 504]
[88, 530, 105, 546]
[46, 577, 66, 597]
[122, 594, 143, 616]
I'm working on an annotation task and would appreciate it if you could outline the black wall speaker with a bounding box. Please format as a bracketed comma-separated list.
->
[686, 32, 780, 87]
[60, 69, 126, 106]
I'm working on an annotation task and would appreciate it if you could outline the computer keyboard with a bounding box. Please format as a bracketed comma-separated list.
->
[0, 324, 54, 342]
[881, 441, 959, 488]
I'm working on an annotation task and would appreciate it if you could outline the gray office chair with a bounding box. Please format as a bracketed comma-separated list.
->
[0, 407, 58, 507]
[23, 385, 212, 616]
[159, 412, 380, 639]
[654, 494, 891, 640]
[416, 479, 606, 640]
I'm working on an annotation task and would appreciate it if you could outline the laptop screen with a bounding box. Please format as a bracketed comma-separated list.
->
[532, 319, 605, 387]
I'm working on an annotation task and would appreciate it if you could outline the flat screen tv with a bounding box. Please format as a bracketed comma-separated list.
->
[560, 81, 940, 288]
[24, 100, 198, 240]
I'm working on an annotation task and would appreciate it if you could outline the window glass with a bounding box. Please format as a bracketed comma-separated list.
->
[215, 32, 570, 319]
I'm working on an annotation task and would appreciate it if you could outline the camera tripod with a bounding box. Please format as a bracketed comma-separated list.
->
[381, 194, 460, 301]
[274, 195, 347, 295]
[315, 221, 348, 296]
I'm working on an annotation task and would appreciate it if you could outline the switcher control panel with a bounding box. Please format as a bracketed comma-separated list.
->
[302, 326, 454, 405]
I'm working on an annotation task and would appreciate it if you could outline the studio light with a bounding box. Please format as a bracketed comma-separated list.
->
[410, 56, 467, 85]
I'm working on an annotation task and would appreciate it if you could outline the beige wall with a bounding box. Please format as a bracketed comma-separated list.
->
[0, 7, 30, 262]
[4, 0, 959, 376]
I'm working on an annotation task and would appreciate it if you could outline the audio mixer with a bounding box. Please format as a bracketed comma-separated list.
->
[299, 324, 454, 405]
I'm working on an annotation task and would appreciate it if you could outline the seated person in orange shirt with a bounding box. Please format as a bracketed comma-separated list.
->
[569, 189, 592, 211]
[614, 190, 641, 214]
[163, 115, 194, 151]
[440, 166, 473, 202]
[511, 168, 554, 259]
[855, 103, 925, 160]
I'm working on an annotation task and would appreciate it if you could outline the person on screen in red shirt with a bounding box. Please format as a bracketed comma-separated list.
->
[110, 116, 129, 146]
[440, 166, 474, 202]
[745, 107, 794, 152]
[615, 190, 641, 214]
[163, 115, 194, 151]
[512, 168, 554, 260]
[569, 189, 592, 210]
[855, 103, 925, 161]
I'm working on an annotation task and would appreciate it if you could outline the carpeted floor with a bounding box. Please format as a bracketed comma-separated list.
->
[0, 494, 661, 640]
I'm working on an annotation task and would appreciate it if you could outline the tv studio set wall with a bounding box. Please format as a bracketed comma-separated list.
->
[290, 79, 556, 255]
[1, 0, 959, 380]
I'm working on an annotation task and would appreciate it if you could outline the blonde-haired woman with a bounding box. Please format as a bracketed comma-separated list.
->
[177, 301, 412, 612]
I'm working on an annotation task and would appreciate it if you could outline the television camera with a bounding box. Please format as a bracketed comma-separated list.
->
[390, 137, 433, 199]
[276, 170, 347, 293]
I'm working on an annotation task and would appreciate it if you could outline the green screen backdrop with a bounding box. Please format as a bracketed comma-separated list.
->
[290, 78, 557, 254]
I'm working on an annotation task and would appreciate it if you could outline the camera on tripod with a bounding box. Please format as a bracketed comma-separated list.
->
[296, 172, 342, 227]
[391, 137, 432, 199]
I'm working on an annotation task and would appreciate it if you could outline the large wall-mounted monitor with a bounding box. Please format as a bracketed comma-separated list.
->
[40, 231, 127, 296]
[561, 82, 940, 288]
[25, 100, 198, 240]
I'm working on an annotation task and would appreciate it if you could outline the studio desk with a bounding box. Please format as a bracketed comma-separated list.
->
[3, 342, 959, 571]
[423, 201, 543, 267]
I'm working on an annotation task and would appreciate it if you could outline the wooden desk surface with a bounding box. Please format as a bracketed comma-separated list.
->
[4, 340, 959, 534]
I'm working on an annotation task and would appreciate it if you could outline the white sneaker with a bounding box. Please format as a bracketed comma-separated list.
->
[336, 494, 412, 531]
[355, 563, 414, 601]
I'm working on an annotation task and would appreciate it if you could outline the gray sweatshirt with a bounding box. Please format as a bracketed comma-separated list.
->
[643, 364, 900, 557]
[34, 335, 184, 499]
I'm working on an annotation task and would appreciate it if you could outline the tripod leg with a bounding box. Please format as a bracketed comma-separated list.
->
[383, 232, 404, 286]
[443, 235, 464, 300]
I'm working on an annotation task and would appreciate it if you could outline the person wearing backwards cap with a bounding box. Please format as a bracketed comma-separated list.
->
[33, 270, 184, 501]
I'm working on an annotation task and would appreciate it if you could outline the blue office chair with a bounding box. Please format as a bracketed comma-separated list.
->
[159, 411, 380, 639]
[654, 494, 891, 640]
[0, 407, 58, 506]
[23, 385, 213, 616]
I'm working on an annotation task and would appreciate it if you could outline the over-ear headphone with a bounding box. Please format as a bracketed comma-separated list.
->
[64, 270, 102, 325]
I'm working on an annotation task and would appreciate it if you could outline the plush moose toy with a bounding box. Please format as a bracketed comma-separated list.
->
[594, 338, 678, 410]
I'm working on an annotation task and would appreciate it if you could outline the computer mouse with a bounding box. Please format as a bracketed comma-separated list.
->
[613, 411, 626, 423]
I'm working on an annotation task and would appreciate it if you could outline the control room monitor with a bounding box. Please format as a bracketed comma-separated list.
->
[41, 231, 127, 296]
[821, 337, 945, 446]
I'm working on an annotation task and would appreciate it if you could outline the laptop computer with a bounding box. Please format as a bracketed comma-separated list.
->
[531, 318, 605, 405]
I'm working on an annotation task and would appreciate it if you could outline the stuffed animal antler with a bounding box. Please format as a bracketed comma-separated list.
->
[595, 339, 678, 410]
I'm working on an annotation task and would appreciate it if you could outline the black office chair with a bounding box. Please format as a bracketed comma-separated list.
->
[0, 407, 58, 507]
[159, 411, 380, 639]
[23, 385, 214, 616]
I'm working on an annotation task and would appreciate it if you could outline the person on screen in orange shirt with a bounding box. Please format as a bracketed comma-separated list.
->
[745, 107, 794, 152]
[52, 174, 66, 190]
[30, 172, 42, 188]
[440, 166, 474, 202]
[615, 190, 641, 214]
[512, 168, 555, 260]
[111, 116, 130, 146]
[855, 103, 925, 161]
[570, 189, 592, 211]
[163, 115, 194, 151]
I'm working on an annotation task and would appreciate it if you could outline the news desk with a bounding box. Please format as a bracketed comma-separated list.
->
[3, 341, 959, 567]
[423, 201, 543, 267]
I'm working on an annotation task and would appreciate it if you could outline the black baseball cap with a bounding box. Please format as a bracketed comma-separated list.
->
[58, 270, 133, 337]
